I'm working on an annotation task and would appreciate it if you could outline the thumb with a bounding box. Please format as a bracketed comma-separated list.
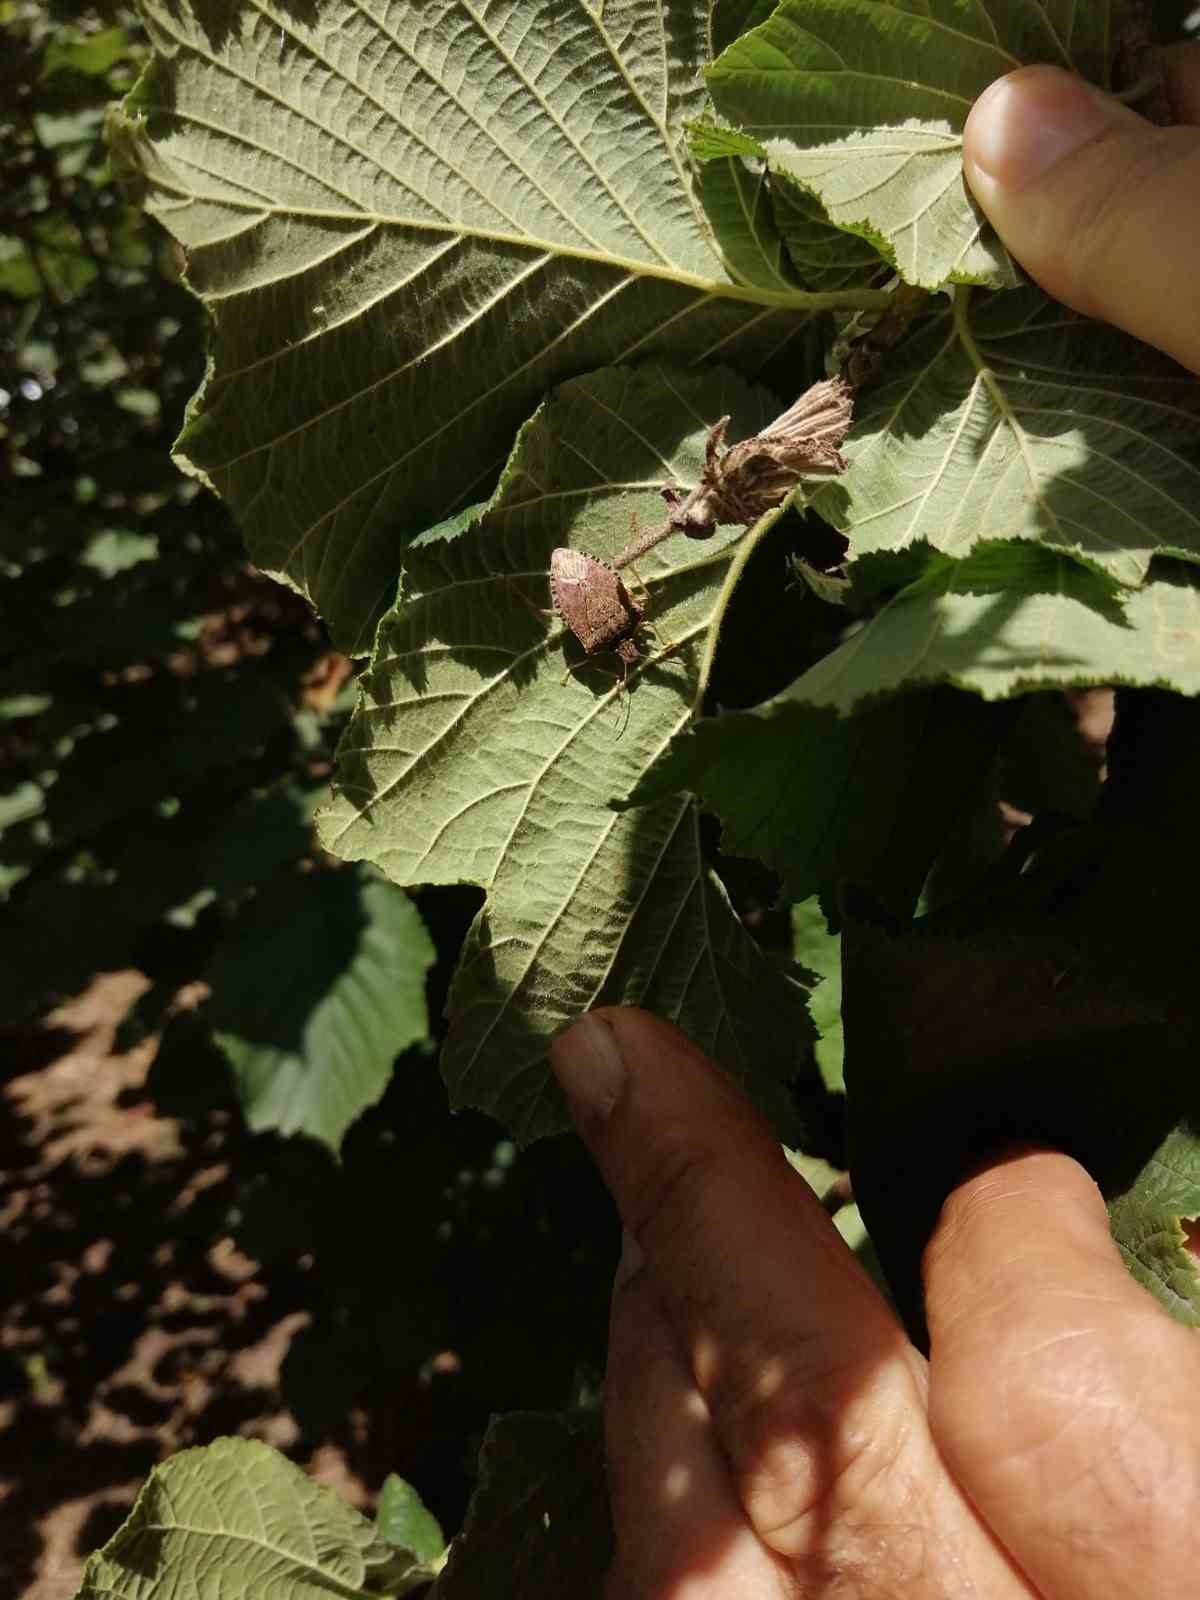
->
[963, 61, 1200, 374]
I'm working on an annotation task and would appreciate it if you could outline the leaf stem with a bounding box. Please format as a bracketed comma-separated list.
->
[689, 502, 789, 717]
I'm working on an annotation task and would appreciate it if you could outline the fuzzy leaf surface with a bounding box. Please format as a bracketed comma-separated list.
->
[1109, 1126, 1200, 1325]
[318, 364, 814, 1142]
[707, 0, 1121, 287]
[114, 0, 828, 651]
[73, 1436, 435, 1599]
[794, 550, 1200, 713]
[814, 290, 1200, 584]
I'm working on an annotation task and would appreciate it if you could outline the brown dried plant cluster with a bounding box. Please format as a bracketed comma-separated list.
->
[613, 376, 854, 570]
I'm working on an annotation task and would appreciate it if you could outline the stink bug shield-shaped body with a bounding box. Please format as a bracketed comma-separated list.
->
[549, 547, 643, 676]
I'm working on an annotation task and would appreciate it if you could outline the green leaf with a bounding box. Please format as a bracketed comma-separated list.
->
[693, 151, 803, 293]
[711, 0, 787, 58]
[813, 289, 1200, 584]
[794, 551, 1200, 713]
[113, 0, 845, 652]
[319, 363, 815, 1142]
[80, 527, 159, 576]
[433, 1412, 610, 1600]
[792, 896, 843, 1090]
[621, 681, 1008, 918]
[377, 1474, 447, 1567]
[73, 1436, 436, 1598]
[769, 168, 888, 291]
[707, 0, 1120, 288]
[689, 120, 886, 291]
[207, 866, 435, 1154]
[42, 25, 131, 80]
[1109, 1126, 1200, 1324]
[0, 217, 99, 302]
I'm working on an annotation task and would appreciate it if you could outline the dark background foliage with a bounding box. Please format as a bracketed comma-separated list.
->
[0, 8, 617, 1593]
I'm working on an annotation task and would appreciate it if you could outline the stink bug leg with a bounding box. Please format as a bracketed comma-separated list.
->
[620, 561, 677, 656]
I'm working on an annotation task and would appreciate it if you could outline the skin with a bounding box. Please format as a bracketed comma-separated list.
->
[550, 50, 1200, 1600]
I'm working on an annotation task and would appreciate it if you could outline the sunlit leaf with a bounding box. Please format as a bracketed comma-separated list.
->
[318, 363, 815, 1141]
[111, 0, 850, 651]
[73, 1437, 436, 1599]
[794, 550, 1200, 713]
[707, 0, 1122, 287]
[814, 289, 1200, 585]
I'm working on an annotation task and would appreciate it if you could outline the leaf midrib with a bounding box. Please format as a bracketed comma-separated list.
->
[149, 166, 849, 312]
[163, 0, 680, 266]
[122, 1522, 373, 1598]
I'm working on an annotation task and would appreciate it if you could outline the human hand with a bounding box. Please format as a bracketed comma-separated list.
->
[551, 1008, 1200, 1597]
[962, 49, 1200, 374]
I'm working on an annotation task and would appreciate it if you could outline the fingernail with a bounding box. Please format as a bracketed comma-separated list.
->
[613, 1228, 644, 1289]
[966, 66, 1120, 190]
[550, 1011, 627, 1128]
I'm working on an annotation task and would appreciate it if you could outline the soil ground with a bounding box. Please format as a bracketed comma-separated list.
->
[0, 972, 371, 1600]
[1, 957, 616, 1600]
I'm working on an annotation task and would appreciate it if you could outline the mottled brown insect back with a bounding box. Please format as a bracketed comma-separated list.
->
[549, 547, 643, 673]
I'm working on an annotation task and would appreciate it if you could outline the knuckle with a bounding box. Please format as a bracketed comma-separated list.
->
[707, 1341, 922, 1561]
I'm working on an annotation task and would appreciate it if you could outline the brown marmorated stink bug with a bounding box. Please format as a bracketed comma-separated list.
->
[548, 546, 646, 684]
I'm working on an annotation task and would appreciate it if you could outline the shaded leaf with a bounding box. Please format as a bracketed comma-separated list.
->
[72, 1436, 436, 1599]
[319, 363, 815, 1142]
[711, 0, 784, 57]
[113, 0, 836, 651]
[769, 168, 888, 291]
[690, 120, 884, 291]
[621, 681, 1008, 919]
[693, 151, 802, 293]
[207, 866, 435, 1154]
[433, 1412, 610, 1600]
[841, 899, 1191, 1339]
[794, 550, 1200, 714]
[791, 896, 844, 1090]
[40, 670, 292, 847]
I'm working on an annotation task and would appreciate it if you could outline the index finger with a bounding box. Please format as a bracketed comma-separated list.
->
[550, 1008, 1025, 1591]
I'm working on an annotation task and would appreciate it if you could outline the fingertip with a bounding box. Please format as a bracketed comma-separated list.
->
[924, 1157, 1200, 1598]
[934, 1148, 1112, 1267]
[964, 66, 1119, 194]
[550, 1010, 629, 1130]
[962, 64, 1200, 370]
[924, 1148, 1158, 1360]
